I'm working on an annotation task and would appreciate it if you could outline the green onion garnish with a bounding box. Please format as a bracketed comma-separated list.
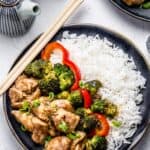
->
[58, 121, 68, 132]
[32, 99, 41, 108]
[112, 120, 122, 128]
[45, 136, 52, 142]
[48, 92, 55, 101]
[67, 132, 80, 140]
[19, 101, 31, 113]
[21, 125, 27, 132]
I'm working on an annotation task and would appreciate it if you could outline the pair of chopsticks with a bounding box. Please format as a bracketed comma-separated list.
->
[0, 0, 84, 95]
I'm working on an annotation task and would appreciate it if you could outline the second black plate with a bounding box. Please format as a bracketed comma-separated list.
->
[111, 0, 150, 22]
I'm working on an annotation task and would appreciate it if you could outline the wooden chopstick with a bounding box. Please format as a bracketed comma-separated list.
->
[0, 0, 84, 95]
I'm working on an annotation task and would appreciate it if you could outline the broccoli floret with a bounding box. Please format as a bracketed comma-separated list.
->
[24, 59, 52, 79]
[86, 136, 107, 150]
[77, 115, 97, 133]
[59, 72, 74, 90]
[39, 78, 60, 95]
[91, 100, 107, 114]
[80, 80, 102, 96]
[56, 91, 70, 99]
[54, 63, 70, 76]
[75, 108, 87, 118]
[105, 102, 118, 118]
[76, 108, 95, 132]
[68, 90, 83, 108]
[75, 108, 92, 118]
[44, 70, 57, 81]
[53, 63, 74, 91]
[91, 99, 118, 118]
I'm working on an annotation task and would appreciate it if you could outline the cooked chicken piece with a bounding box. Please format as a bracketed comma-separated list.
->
[11, 101, 24, 109]
[11, 93, 46, 110]
[12, 110, 34, 132]
[45, 136, 71, 150]
[32, 129, 48, 144]
[32, 98, 74, 136]
[11, 88, 40, 109]
[71, 144, 85, 150]
[12, 110, 48, 144]
[15, 75, 38, 93]
[48, 120, 58, 137]
[26, 88, 40, 101]
[12, 110, 48, 132]
[32, 98, 73, 122]
[9, 86, 25, 103]
[71, 131, 86, 150]
[32, 97, 51, 122]
[50, 99, 74, 112]
[9, 75, 40, 107]
[52, 108, 80, 133]
[12, 97, 58, 137]
[123, 0, 144, 6]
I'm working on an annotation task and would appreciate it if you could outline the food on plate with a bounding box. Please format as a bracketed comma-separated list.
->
[141, 1, 150, 9]
[122, 0, 150, 9]
[122, 0, 145, 6]
[12, 110, 48, 144]
[91, 99, 118, 118]
[86, 135, 107, 150]
[9, 32, 146, 150]
[45, 136, 71, 150]
[9, 75, 41, 108]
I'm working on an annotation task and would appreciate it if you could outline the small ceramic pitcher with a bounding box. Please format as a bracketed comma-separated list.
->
[0, 0, 40, 36]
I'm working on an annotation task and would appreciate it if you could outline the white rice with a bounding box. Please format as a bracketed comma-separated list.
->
[51, 31, 146, 150]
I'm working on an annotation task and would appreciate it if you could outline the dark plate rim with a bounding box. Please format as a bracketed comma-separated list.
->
[2, 23, 150, 150]
[110, 0, 150, 22]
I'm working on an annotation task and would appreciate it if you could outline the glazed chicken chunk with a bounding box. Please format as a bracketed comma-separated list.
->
[32, 98, 74, 122]
[32, 129, 48, 144]
[12, 110, 48, 144]
[71, 131, 86, 150]
[15, 75, 38, 93]
[32, 97, 51, 122]
[52, 108, 80, 133]
[45, 136, 71, 150]
[50, 99, 74, 112]
[9, 75, 40, 107]
[123, 0, 145, 6]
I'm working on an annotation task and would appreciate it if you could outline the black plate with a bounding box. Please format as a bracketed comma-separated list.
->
[3, 24, 150, 150]
[111, 0, 150, 22]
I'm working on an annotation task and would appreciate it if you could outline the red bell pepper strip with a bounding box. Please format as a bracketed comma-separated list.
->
[81, 89, 92, 108]
[65, 60, 81, 90]
[88, 114, 110, 137]
[41, 42, 81, 90]
[95, 113, 110, 136]
[41, 42, 69, 61]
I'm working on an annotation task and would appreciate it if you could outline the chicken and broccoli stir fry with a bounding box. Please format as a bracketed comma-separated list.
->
[9, 42, 119, 150]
